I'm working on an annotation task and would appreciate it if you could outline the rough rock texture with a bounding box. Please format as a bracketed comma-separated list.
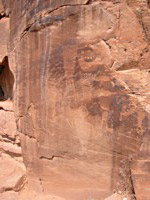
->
[0, 2, 25, 199]
[1, 0, 150, 199]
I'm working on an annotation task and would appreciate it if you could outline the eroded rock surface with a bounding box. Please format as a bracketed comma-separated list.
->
[0, 3, 25, 199]
[0, 101, 26, 199]
[1, 0, 150, 200]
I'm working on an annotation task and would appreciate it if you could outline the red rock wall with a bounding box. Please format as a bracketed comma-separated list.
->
[0, 2, 26, 200]
[1, 0, 150, 199]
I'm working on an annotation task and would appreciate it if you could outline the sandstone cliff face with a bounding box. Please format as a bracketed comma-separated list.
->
[0, 2, 26, 200]
[1, 0, 150, 200]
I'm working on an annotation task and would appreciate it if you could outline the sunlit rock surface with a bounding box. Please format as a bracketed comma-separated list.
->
[1, 0, 150, 199]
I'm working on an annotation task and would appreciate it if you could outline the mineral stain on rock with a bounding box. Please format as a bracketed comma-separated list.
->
[86, 98, 102, 116]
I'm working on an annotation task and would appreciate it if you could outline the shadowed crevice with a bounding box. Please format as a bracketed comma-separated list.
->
[0, 56, 14, 101]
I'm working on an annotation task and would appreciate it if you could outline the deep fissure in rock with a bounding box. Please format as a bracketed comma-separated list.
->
[0, 56, 14, 101]
[148, 0, 150, 8]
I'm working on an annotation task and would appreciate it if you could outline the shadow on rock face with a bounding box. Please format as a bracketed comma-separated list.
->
[0, 56, 14, 101]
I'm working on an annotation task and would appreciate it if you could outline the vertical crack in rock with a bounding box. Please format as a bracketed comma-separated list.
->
[115, 159, 136, 199]
[147, 0, 150, 8]
[128, 0, 150, 42]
